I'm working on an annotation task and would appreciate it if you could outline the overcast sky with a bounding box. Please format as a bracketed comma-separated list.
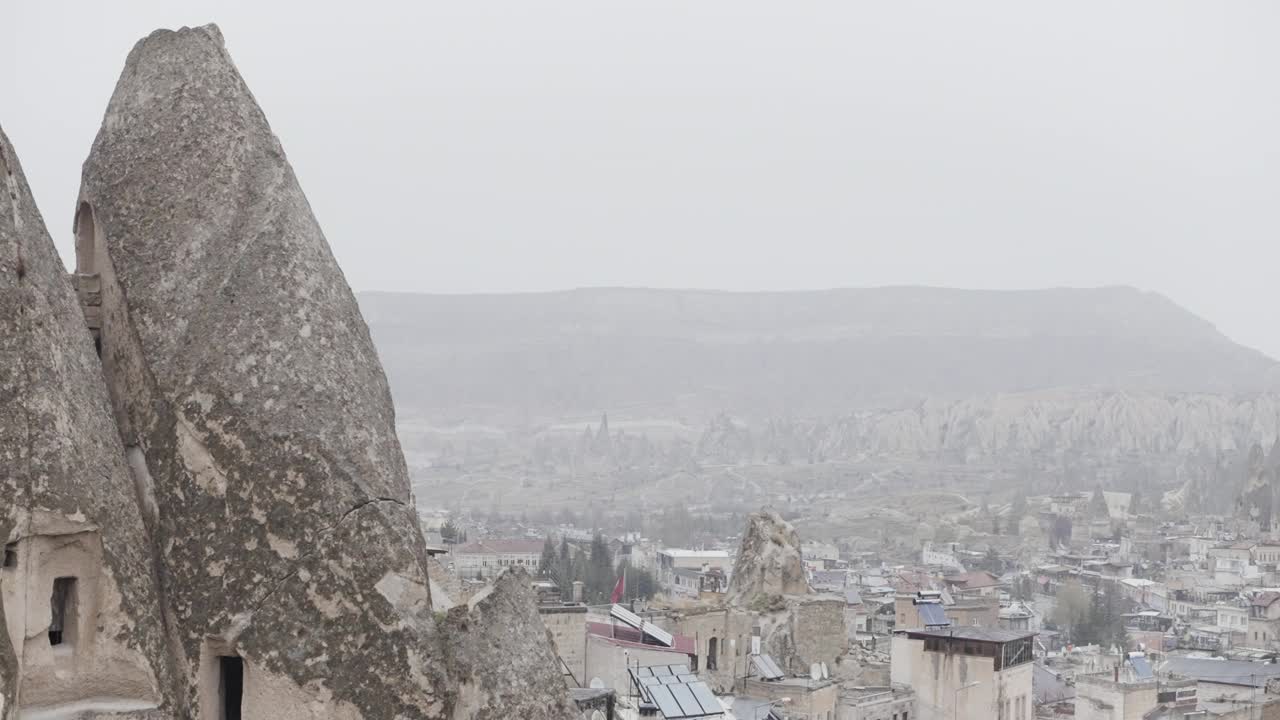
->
[7, 2, 1279, 357]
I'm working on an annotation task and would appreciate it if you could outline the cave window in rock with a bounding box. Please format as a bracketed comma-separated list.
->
[220, 655, 244, 720]
[73, 202, 104, 355]
[2, 543, 15, 568]
[707, 636, 718, 670]
[49, 576, 78, 647]
[74, 201, 96, 273]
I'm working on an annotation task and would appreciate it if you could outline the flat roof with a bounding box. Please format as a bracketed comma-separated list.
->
[660, 549, 731, 558]
[902, 627, 1036, 643]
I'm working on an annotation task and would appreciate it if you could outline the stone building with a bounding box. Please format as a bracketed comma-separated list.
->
[890, 627, 1034, 720]
[1, 25, 577, 720]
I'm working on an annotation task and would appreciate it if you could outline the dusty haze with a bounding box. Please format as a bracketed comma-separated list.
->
[5, 1, 1279, 358]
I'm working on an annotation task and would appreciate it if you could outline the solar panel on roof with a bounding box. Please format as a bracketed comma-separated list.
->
[641, 676, 660, 686]
[677, 674, 698, 684]
[688, 681, 722, 714]
[643, 621, 675, 647]
[669, 664, 690, 675]
[636, 667, 655, 678]
[653, 665, 673, 677]
[669, 683, 702, 717]
[1130, 656, 1153, 679]
[751, 654, 784, 680]
[660, 675, 681, 685]
[918, 603, 950, 627]
[649, 685, 686, 719]
[611, 604, 645, 630]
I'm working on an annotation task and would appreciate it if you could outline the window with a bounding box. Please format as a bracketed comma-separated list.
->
[2, 543, 15, 568]
[49, 577, 77, 647]
[220, 656, 244, 720]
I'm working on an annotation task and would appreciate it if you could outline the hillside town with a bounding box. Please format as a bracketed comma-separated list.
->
[427, 479, 1280, 719]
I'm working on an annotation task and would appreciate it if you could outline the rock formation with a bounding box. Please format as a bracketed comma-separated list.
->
[2, 125, 177, 713]
[1, 24, 576, 720]
[1238, 441, 1280, 532]
[727, 510, 811, 605]
[442, 569, 579, 719]
[725, 511, 847, 677]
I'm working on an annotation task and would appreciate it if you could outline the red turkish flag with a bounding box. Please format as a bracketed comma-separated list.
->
[609, 573, 626, 604]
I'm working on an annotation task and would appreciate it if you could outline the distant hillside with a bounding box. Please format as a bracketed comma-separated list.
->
[358, 286, 1277, 423]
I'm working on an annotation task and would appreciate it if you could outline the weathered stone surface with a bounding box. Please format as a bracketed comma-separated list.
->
[727, 510, 811, 605]
[443, 569, 579, 720]
[0, 127, 175, 713]
[75, 25, 574, 718]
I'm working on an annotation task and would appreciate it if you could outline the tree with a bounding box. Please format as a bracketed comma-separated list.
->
[1090, 487, 1109, 519]
[556, 536, 573, 596]
[539, 536, 557, 579]
[440, 518, 461, 545]
[615, 557, 658, 601]
[584, 533, 615, 603]
[1008, 494, 1028, 536]
[984, 547, 1003, 573]
[1051, 580, 1092, 642]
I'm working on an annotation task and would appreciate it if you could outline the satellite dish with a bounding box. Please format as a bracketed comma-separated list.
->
[821, 662, 829, 680]
[810, 663, 821, 681]
[589, 677, 605, 689]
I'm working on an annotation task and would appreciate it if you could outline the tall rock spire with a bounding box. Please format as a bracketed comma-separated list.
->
[75, 24, 574, 718]
[1, 126, 177, 713]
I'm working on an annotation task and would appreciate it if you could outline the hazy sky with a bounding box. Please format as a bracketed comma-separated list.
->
[7, 2, 1279, 357]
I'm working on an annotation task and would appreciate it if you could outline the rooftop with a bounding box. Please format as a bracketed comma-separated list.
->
[902, 627, 1036, 643]
[660, 549, 731, 559]
[452, 539, 545, 555]
[1163, 656, 1280, 688]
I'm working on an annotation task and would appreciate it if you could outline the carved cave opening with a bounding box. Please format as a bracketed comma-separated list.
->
[220, 655, 244, 720]
[48, 576, 77, 647]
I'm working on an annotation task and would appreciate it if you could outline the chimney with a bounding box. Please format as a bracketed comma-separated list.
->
[572, 580, 584, 604]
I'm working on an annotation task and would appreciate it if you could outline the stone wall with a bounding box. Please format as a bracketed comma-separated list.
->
[540, 605, 587, 687]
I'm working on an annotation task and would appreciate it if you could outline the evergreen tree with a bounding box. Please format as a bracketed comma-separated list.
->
[539, 535, 557, 579]
[556, 536, 573, 596]
[440, 518, 460, 545]
[585, 533, 615, 603]
[1090, 487, 1109, 519]
[984, 547, 1002, 573]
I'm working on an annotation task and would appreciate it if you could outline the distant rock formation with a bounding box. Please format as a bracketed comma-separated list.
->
[2, 125, 177, 712]
[1238, 442, 1280, 532]
[1, 24, 576, 720]
[727, 510, 811, 605]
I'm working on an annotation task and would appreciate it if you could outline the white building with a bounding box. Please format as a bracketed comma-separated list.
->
[451, 539, 545, 579]
[656, 549, 732, 593]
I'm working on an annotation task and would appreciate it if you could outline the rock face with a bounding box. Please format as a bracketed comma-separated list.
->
[727, 511, 811, 605]
[61, 24, 574, 720]
[723, 511, 847, 678]
[1, 127, 177, 714]
[442, 569, 580, 720]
